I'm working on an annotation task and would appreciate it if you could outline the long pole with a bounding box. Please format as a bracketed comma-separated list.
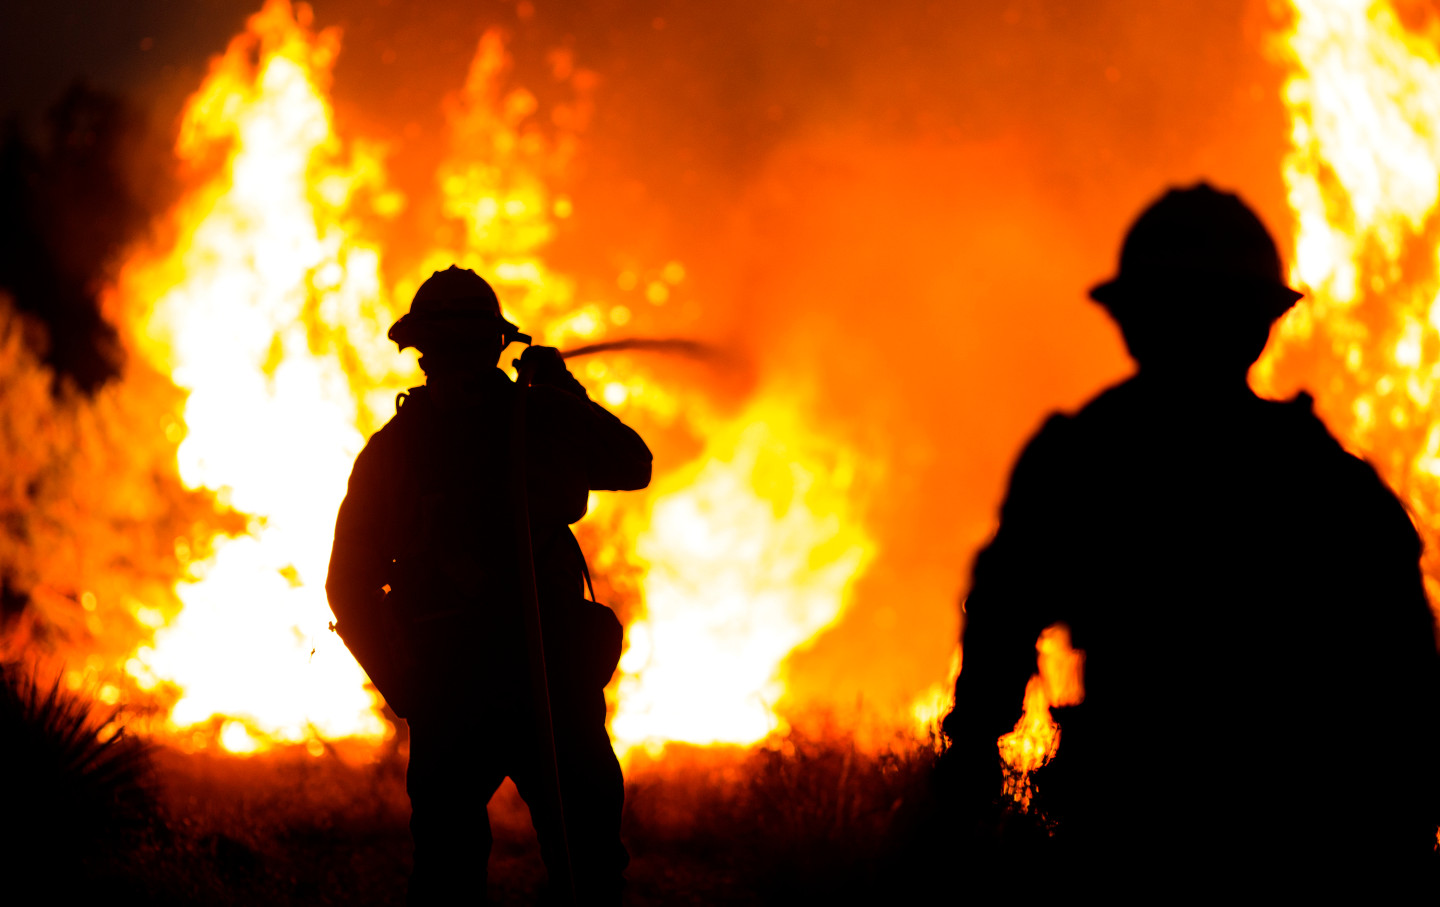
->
[509, 356, 577, 905]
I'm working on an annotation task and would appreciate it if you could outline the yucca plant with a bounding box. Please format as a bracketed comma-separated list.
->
[0, 660, 158, 876]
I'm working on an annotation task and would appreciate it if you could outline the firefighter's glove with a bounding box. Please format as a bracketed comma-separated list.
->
[519, 345, 588, 398]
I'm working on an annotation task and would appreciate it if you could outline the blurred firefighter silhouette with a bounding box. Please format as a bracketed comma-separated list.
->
[940, 184, 1440, 892]
[326, 266, 650, 905]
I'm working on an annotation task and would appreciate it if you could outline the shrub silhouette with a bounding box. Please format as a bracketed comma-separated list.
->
[0, 660, 157, 878]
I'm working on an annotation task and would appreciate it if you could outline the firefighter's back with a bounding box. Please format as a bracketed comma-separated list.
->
[1031, 378, 1437, 889]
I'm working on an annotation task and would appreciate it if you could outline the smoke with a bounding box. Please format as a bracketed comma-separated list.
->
[0, 82, 169, 392]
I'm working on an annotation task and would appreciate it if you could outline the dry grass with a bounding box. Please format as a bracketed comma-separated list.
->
[622, 730, 943, 903]
[11, 716, 957, 904]
[0, 661, 160, 895]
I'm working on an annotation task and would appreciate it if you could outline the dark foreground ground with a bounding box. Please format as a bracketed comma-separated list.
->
[40, 726, 948, 905]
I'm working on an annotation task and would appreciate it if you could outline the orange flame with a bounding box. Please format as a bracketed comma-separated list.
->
[1257, 0, 1440, 606]
[612, 399, 874, 753]
[108, 0, 403, 752]
[996, 623, 1084, 808]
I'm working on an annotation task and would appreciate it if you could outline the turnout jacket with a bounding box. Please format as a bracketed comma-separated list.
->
[943, 374, 1439, 889]
[325, 368, 651, 718]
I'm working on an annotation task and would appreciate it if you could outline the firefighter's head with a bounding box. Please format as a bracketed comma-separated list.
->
[1089, 182, 1302, 382]
[388, 266, 522, 374]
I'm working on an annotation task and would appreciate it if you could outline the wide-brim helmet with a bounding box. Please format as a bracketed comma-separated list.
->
[1089, 182, 1303, 320]
[388, 265, 521, 352]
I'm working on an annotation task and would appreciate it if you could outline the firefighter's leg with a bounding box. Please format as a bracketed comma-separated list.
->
[407, 718, 506, 905]
[556, 701, 628, 906]
[512, 687, 628, 906]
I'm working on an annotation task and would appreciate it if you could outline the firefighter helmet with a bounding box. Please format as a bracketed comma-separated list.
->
[387, 266, 521, 352]
[1089, 182, 1303, 319]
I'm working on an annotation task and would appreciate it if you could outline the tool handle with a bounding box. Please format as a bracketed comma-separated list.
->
[509, 357, 577, 904]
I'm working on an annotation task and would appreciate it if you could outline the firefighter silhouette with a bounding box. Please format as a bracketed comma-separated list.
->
[326, 266, 650, 904]
[940, 184, 1439, 894]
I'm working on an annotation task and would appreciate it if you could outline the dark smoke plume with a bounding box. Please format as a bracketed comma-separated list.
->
[0, 81, 170, 393]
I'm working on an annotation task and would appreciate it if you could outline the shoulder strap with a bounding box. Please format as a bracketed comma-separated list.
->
[569, 529, 597, 603]
[395, 384, 424, 413]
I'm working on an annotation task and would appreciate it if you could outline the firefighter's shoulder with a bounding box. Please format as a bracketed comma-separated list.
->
[999, 379, 1149, 509]
[351, 386, 428, 475]
[1275, 391, 1421, 551]
[1012, 405, 1088, 478]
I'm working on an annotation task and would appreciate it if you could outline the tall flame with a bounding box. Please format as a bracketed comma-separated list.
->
[110, 0, 403, 751]
[612, 400, 873, 752]
[1258, 0, 1440, 604]
[98, 0, 877, 755]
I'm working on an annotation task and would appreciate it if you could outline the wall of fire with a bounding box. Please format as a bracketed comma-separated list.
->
[8, 0, 1421, 758]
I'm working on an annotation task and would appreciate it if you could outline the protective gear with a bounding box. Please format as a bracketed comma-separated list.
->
[326, 355, 651, 904]
[388, 265, 522, 353]
[1089, 182, 1303, 318]
[940, 379, 1439, 895]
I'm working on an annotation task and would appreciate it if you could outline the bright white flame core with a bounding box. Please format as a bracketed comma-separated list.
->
[120, 8, 391, 748]
[611, 414, 872, 750]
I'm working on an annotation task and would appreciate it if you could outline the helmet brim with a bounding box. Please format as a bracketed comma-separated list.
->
[388, 311, 523, 352]
[1088, 275, 1304, 318]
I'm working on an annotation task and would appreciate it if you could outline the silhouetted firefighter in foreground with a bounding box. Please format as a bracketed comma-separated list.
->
[940, 184, 1439, 893]
[326, 266, 650, 905]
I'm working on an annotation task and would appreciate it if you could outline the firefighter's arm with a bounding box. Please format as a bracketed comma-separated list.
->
[521, 345, 653, 492]
[945, 545, 1059, 770]
[579, 401, 652, 491]
[944, 416, 1074, 754]
[325, 439, 396, 622]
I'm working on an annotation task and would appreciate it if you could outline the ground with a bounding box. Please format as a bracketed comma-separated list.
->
[61, 728, 942, 905]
